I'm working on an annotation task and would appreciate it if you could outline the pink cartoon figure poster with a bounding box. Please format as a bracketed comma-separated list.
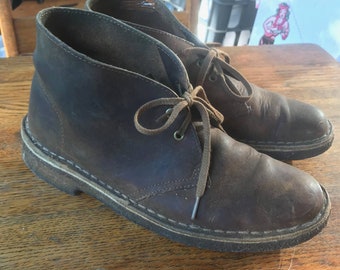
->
[259, 2, 290, 45]
[249, 0, 340, 62]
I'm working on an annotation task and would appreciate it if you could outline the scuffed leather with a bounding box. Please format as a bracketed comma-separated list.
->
[85, 0, 333, 159]
[141, 127, 324, 230]
[27, 7, 326, 235]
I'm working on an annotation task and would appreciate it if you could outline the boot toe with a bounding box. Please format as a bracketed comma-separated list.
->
[287, 100, 332, 142]
[206, 131, 328, 232]
[259, 157, 326, 229]
[273, 99, 334, 159]
[250, 93, 334, 160]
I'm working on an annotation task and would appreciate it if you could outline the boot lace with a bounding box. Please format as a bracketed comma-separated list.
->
[134, 86, 224, 220]
[182, 47, 253, 100]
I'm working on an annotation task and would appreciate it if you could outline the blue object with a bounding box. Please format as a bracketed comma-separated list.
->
[0, 35, 5, 57]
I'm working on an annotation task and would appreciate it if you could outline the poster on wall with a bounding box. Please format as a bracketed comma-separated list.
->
[249, 0, 340, 62]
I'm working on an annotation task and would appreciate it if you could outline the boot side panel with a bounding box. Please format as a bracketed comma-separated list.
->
[27, 72, 64, 155]
[28, 21, 202, 204]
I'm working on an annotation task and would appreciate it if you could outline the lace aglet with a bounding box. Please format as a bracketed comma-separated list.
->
[191, 197, 200, 220]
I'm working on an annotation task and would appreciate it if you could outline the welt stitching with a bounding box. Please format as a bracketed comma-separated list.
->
[130, 167, 199, 199]
[136, 184, 197, 202]
[240, 124, 332, 145]
[25, 122, 324, 236]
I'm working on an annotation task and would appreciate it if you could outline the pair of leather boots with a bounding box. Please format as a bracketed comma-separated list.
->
[21, 0, 334, 252]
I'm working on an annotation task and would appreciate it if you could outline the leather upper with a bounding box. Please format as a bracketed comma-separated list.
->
[85, 0, 334, 160]
[27, 7, 326, 235]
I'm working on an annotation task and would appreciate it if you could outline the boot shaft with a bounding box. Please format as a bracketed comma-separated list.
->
[28, 7, 202, 198]
[86, 0, 204, 45]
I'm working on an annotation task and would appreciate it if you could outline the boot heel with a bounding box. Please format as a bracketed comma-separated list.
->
[21, 121, 82, 196]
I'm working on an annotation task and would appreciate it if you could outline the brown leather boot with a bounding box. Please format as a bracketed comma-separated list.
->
[85, 0, 334, 160]
[22, 7, 330, 252]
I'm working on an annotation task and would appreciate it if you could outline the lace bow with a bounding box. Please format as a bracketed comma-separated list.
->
[134, 86, 224, 219]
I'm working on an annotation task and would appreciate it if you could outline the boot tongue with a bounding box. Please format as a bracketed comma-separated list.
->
[176, 45, 251, 98]
[224, 73, 250, 97]
[155, 46, 191, 95]
[132, 40, 191, 94]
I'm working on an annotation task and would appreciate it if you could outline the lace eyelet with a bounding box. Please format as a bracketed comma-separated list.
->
[209, 74, 217, 82]
[174, 131, 184, 141]
[196, 59, 203, 67]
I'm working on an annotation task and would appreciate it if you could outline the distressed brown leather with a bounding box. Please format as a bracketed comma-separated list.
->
[85, 0, 334, 160]
[22, 7, 330, 252]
